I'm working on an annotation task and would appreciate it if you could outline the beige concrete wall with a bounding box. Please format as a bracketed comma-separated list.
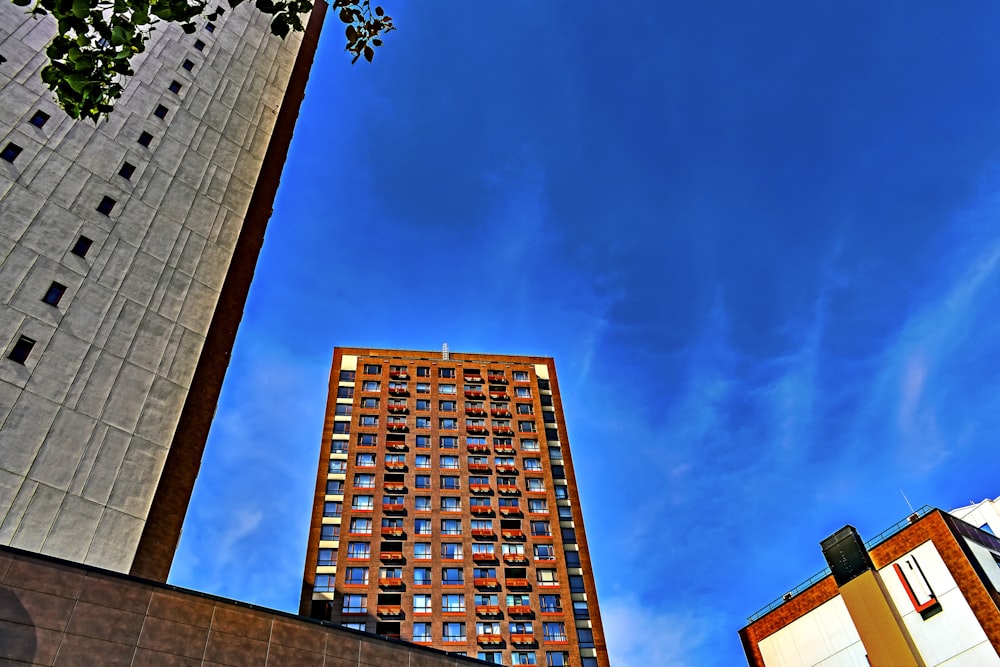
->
[0, 0, 306, 572]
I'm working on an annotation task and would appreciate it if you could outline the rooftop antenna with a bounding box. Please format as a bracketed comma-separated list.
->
[442, 343, 449, 360]
[901, 489, 915, 513]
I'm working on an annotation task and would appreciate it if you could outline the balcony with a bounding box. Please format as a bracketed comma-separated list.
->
[477, 634, 503, 645]
[489, 392, 510, 401]
[389, 371, 409, 380]
[385, 442, 407, 451]
[376, 606, 403, 617]
[387, 405, 408, 413]
[467, 443, 490, 453]
[469, 484, 492, 494]
[378, 577, 403, 588]
[509, 634, 535, 646]
[501, 529, 525, 540]
[502, 553, 528, 564]
[464, 375, 484, 383]
[474, 578, 500, 589]
[386, 423, 407, 432]
[388, 387, 408, 396]
[497, 484, 520, 495]
[465, 406, 487, 416]
[489, 408, 511, 418]
[382, 503, 405, 514]
[487, 374, 506, 383]
[499, 507, 522, 517]
[466, 425, 489, 434]
[382, 483, 405, 492]
[472, 552, 496, 562]
[471, 528, 495, 539]
[384, 462, 406, 471]
[380, 527, 404, 537]
[495, 465, 518, 474]
[475, 605, 501, 617]
[468, 463, 490, 473]
[507, 605, 532, 616]
[379, 551, 404, 562]
[493, 426, 514, 436]
[494, 444, 516, 454]
[470, 505, 493, 515]
[464, 390, 486, 399]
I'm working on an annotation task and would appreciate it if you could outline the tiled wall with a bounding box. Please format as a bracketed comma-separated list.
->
[0, 0, 309, 572]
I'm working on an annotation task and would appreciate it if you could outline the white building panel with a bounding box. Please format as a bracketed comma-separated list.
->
[758, 596, 867, 667]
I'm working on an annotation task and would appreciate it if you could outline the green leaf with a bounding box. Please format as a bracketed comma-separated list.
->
[70, 0, 89, 17]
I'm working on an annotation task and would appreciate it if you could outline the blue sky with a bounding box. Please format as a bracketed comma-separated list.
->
[170, 2, 1000, 664]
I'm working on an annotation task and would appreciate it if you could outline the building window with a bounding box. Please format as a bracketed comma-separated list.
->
[442, 570, 464, 587]
[440, 456, 459, 470]
[417, 366, 430, 377]
[346, 543, 370, 559]
[342, 595, 367, 614]
[577, 627, 595, 648]
[317, 548, 337, 566]
[416, 399, 431, 410]
[441, 497, 461, 512]
[513, 371, 529, 382]
[342, 622, 366, 631]
[548, 446, 562, 461]
[477, 652, 502, 664]
[515, 387, 531, 398]
[314, 574, 334, 593]
[182, 58, 195, 70]
[442, 622, 465, 642]
[557, 506, 572, 520]
[28, 110, 50, 128]
[351, 495, 373, 510]
[339, 370, 355, 381]
[205, 21, 216, 32]
[344, 567, 368, 585]
[527, 478, 545, 493]
[441, 519, 462, 536]
[472, 543, 494, 557]
[546, 652, 569, 667]
[534, 545, 555, 561]
[512, 652, 537, 665]
[440, 436, 458, 449]
[441, 476, 460, 491]
[413, 594, 432, 613]
[1, 143, 23, 162]
[528, 499, 548, 514]
[439, 367, 455, 378]
[521, 439, 539, 452]
[554, 484, 568, 499]
[323, 501, 342, 517]
[415, 475, 431, 489]
[509, 620, 532, 634]
[441, 543, 463, 560]
[168, 79, 182, 93]
[416, 435, 431, 448]
[349, 517, 372, 534]
[334, 404, 352, 417]
[137, 131, 153, 147]
[194, 39, 205, 50]
[524, 458, 543, 472]
[41, 282, 67, 306]
[416, 382, 430, 393]
[336, 386, 354, 399]
[415, 455, 431, 469]
[517, 403, 533, 414]
[564, 551, 581, 567]
[414, 567, 432, 585]
[543, 623, 567, 642]
[519, 421, 536, 433]
[415, 519, 432, 535]
[573, 601, 589, 618]
[359, 397, 378, 409]
[153, 104, 169, 119]
[415, 496, 431, 511]
[361, 381, 379, 392]
[539, 595, 561, 613]
[96, 196, 116, 215]
[356, 453, 376, 467]
[359, 415, 377, 427]
[439, 384, 456, 395]
[537, 569, 558, 586]
[414, 543, 432, 560]
[325, 480, 344, 495]
[70, 236, 93, 257]
[412, 622, 432, 642]
[471, 520, 492, 533]
[328, 459, 346, 474]
[561, 527, 576, 542]
[332, 422, 350, 434]
[7, 336, 36, 365]
[416, 417, 431, 429]
[364, 363, 382, 374]
[569, 575, 585, 592]
[439, 400, 456, 411]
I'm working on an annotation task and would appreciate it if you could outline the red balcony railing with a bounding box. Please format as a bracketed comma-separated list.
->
[382, 503, 405, 513]
[474, 578, 500, 589]
[472, 552, 496, 562]
[490, 408, 511, 417]
[464, 375, 484, 383]
[475, 605, 501, 616]
[381, 527, 404, 537]
[465, 407, 486, 416]
[497, 484, 519, 495]
[477, 634, 502, 645]
[382, 483, 405, 492]
[466, 425, 488, 434]
[384, 462, 406, 471]
[470, 505, 493, 515]
[496, 465, 517, 474]
[379, 551, 404, 562]
[464, 390, 486, 399]
[387, 405, 407, 413]
[376, 606, 402, 617]
[386, 442, 407, 451]
[501, 529, 525, 540]
[387, 423, 407, 431]
[499, 507, 522, 517]
[494, 445, 516, 454]
[468, 463, 490, 473]
[489, 392, 509, 401]
[502, 553, 528, 564]
[507, 605, 532, 616]
[510, 634, 535, 645]
[388, 387, 408, 395]
[378, 577, 403, 588]
[389, 371, 408, 379]
[487, 374, 506, 383]
[467, 444, 489, 453]
[471, 528, 495, 538]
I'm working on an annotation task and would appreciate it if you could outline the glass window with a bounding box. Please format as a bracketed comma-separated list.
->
[417, 366, 430, 377]
[335, 404, 352, 416]
[546, 652, 568, 667]
[530, 521, 551, 537]
[416, 399, 431, 410]
[332, 422, 350, 434]
[353, 473, 375, 489]
[328, 459, 347, 474]
[323, 501, 342, 517]
[416, 496, 432, 511]
[339, 370, 356, 382]
[515, 387, 531, 397]
[526, 478, 545, 492]
[414, 567, 432, 585]
[320, 524, 339, 541]
[414, 454, 430, 468]
[442, 622, 465, 642]
[439, 367, 456, 378]
[569, 575, 586, 592]
[341, 622, 366, 631]
[440, 456, 459, 469]
[558, 506, 572, 520]
[543, 623, 567, 642]
[440, 436, 458, 448]
[577, 627, 595, 648]
[573, 601, 589, 618]
[565, 551, 581, 567]
[416, 382, 431, 393]
[440, 400, 457, 411]
[415, 519, 432, 535]
[441, 476, 460, 490]
[342, 594, 367, 614]
[414, 543, 432, 560]
[346, 542, 370, 559]
[516, 403, 533, 414]
[528, 499, 547, 513]
[442, 570, 464, 586]
[349, 518, 372, 534]
[413, 622, 432, 642]
[413, 594, 432, 613]
[513, 371, 529, 381]
[537, 569, 558, 585]
[416, 417, 431, 429]
[359, 415, 378, 426]
[519, 421, 536, 433]
[534, 544, 555, 561]
[440, 418, 458, 430]
[416, 435, 431, 448]
[442, 542, 463, 560]
[352, 496, 373, 510]
[539, 595, 561, 613]
[524, 458, 542, 471]
[326, 480, 344, 495]
[547, 445, 562, 459]
[441, 497, 461, 512]
[554, 484, 569, 499]
[358, 433, 377, 446]
[512, 652, 537, 665]
[478, 652, 503, 664]
[337, 386, 354, 398]
[521, 439, 540, 452]
[440, 384, 457, 395]
[472, 543, 494, 556]
[363, 364, 381, 375]
[441, 519, 462, 535]
[360, 397, 378, 408]
[362, 381, 380, 392]
[561, 527, 576, 542]
[344, 567, 368, 585]
[317, 548, 337, 566]
[355, 453, 376, 467]
[415, 475, 431, 489]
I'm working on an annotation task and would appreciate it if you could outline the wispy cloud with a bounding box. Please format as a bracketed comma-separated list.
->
[602, 595, 716, 667]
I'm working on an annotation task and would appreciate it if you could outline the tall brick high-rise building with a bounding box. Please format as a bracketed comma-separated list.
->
[301, 347, 610, 667]
[0, 0, 324, 580]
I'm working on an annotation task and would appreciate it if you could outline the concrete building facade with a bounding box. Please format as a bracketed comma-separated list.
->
[739, 508, 1000, 666]
[0, 0, 324, 579]
[300, 347, 610, 667]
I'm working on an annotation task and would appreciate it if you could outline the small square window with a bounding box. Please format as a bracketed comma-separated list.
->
[28, 110, 50, 128]
[153, 104, 169, 119]
[119, 162, 136, 179]
[8, 336, 35, 364]
[71, 236, 93, 258]
[1, 143, 23, 162]
[194, 39, 205, 50]
[168, 80, 182, 94]
[96, 196, 116, 215]
[205, 22, 215, 32]
[137, 131, 153, 147]
[182, 59, 195, 71]
[42, 282, 67, 306]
